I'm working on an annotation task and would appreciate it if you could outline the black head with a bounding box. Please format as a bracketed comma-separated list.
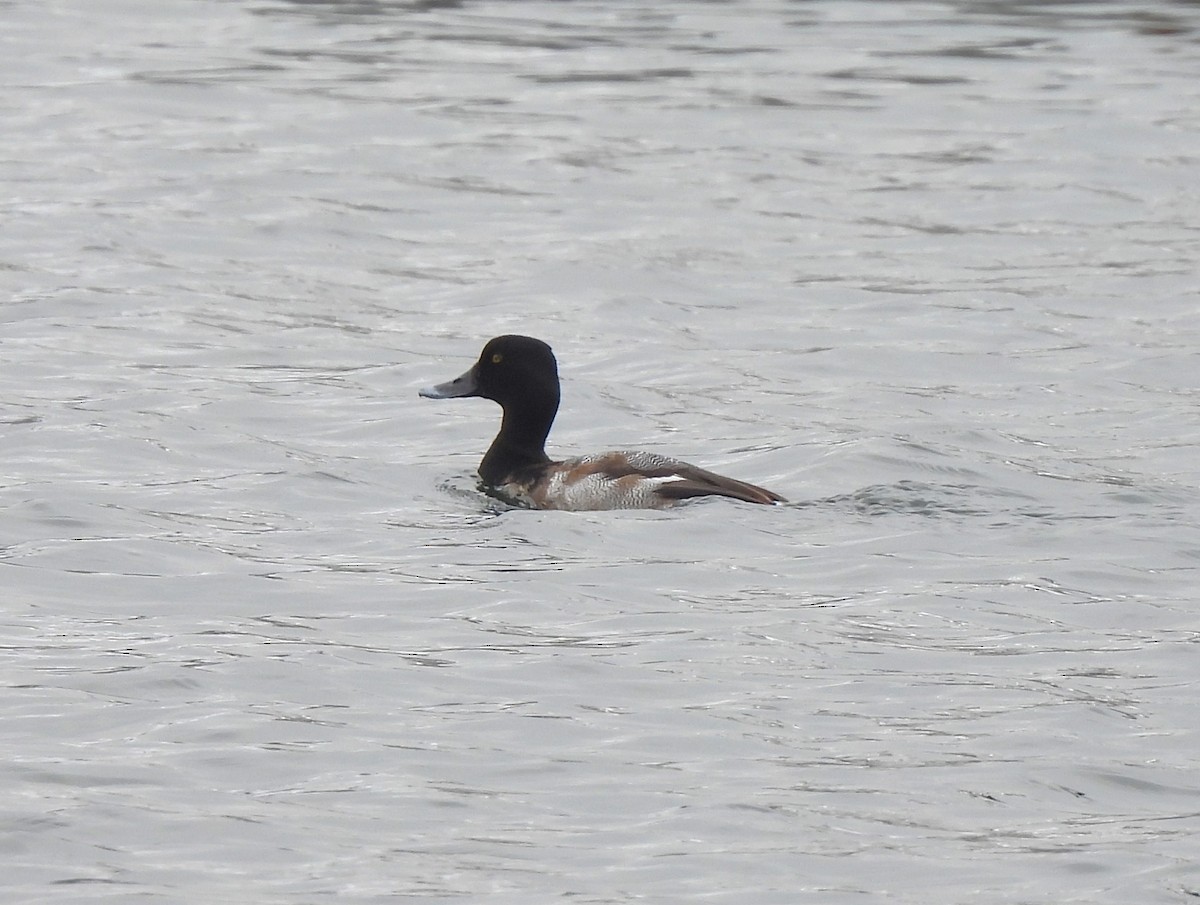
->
[420, 335, 560, 410]
[471, 335, 558, 407]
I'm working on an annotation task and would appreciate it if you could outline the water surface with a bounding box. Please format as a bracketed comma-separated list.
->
[3, 1, 1199, 902]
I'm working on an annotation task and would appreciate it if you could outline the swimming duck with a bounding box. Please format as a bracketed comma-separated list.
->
[419, 335, 785, 510]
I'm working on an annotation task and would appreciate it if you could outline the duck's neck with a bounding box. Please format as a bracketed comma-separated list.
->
[479, 395, 557, 485]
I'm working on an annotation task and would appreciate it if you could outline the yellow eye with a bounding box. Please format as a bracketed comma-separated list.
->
[491, 353, 503, 364]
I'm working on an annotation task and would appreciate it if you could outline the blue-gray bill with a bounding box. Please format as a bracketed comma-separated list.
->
[419, 367, 477, 399]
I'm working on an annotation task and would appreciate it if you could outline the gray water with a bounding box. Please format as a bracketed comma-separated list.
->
[4, 1, 1199, 902]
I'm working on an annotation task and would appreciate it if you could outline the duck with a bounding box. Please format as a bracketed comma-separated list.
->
[419, 335, 785, 511]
